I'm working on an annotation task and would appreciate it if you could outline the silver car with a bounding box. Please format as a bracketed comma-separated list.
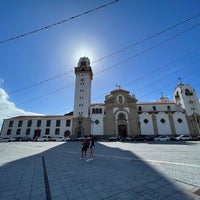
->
[0, 137, 16, 142]
[176, 135, 192, 141]
[154, 135, 170, 142]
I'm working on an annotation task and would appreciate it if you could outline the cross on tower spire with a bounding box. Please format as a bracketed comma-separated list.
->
[115, 84, 121, 90]
[178, 77, 183, 85]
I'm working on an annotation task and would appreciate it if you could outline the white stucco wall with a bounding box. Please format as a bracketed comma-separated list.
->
[156, 112, 171, 135]
[139, 113, 154, 135]
[173, 112, 190, 135]
[1, 116, 72, 138]
[90, 115, 104, 135]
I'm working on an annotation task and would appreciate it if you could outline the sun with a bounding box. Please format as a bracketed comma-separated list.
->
[74, 46, 97, 63]
[64, 38, 102, 70]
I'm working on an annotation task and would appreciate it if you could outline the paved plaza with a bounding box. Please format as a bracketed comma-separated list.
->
[0, 141, 200, 200]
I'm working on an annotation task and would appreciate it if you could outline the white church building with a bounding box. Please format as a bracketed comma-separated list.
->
[1, 57, 200, 139]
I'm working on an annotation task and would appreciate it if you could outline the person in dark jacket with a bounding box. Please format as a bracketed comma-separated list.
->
[81, 135, 88, 160]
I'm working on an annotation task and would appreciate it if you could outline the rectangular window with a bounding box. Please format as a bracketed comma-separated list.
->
[46, 120, 51, 127]
[18, 120, 23, 127]
[56, 120, 60, 127]
[9, 121, 14, 127]
[66, 120, 71, 127]
[37, 120, 41, 127]
[7, 129, 12, 135]
[45, 128, 50, 135]
[55, 128, 60, 135]
[26, 128, 31, 135]
[27, 120, 32, 127]
[16, 129, 21, 135]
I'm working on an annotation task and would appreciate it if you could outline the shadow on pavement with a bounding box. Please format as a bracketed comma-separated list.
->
[0, 141, 197, 200]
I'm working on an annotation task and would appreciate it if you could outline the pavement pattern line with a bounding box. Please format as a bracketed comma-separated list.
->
[42, 156, 52, 200]
[174, 178, 200, 188]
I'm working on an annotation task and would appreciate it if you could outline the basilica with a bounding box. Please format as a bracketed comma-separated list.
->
[1, 57, 200, 139]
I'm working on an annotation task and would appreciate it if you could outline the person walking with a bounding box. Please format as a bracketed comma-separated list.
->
[87, 135, 95, 161]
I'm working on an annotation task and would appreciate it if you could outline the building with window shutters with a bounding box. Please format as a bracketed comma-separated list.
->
[1, 57, 200, 139]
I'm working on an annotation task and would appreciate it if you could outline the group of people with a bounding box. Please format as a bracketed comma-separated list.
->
[81, 135, 95, 161]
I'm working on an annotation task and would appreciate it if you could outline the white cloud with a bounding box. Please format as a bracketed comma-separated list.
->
[0, 88, 43, 130]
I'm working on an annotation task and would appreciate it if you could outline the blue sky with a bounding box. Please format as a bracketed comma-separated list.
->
[1, 0, 200, 129]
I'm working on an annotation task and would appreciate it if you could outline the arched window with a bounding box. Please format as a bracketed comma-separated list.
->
[153, 106, 156, 111]
[81, 61, 86, 66]
[138, 106, 142, 112]
[175, 91, 180, 98]
[167, 106, 171, 111]
[95, 108, 99, 114]
[99, 108, 102, 114]
[92, 108, 95, 114]
[185, 89, 193, 96]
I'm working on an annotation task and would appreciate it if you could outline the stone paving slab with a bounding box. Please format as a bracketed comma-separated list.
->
[0, 141, 200, 200]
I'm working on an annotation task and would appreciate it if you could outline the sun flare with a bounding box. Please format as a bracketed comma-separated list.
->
[75, 46, 96, 63]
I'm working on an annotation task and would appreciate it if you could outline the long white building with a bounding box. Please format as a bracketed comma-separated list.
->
[1, 57, 200, 139]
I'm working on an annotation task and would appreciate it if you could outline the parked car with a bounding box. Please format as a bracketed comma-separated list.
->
[78, 137, 84, 141]
[119, 136, 133, 142]
[54, 136, 66, 142]
[65, 137, 71, 142]
[14, 137, 23, 141]
[176, 135, 192, 141]
[108, 136, 120, 141]
[37, 136, 51, 142]
[0, 137, 16, 142]
[48, 137, 57, 141]
[133, 135, 153, 142]
[125, 136, 133, 141]
[14, 136, 29, 141]
[169, 136, 177, 141]
[154, 135, 170, 142]
[68, 136, 79, 141]
[192, 135, 200, 141]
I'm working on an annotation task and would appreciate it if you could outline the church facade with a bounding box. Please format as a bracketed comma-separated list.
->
[1, 57, 200, 139]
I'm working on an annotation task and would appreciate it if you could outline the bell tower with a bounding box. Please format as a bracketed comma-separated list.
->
[174, 81, 200, 135]
[72, 57, 93, 136]
[174, 83, 200, 116]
